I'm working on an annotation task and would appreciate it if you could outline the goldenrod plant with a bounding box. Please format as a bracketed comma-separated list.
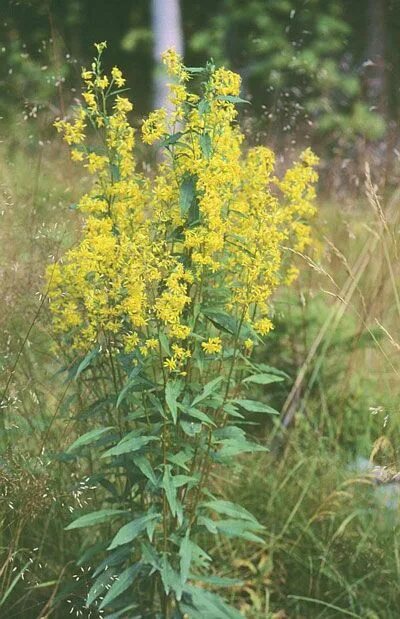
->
[48, 42, 318, 617]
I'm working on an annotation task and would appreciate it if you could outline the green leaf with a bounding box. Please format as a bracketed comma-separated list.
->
[178, 404, 215, 426]
[99, 563, 141, 609]
[132, 454, 157, 485]
[182, 584, 243, 619]
[161, 554, 183, 599]
[214, 432, 268, 457]
[203, 309, 236, 335]
[86, 568, 115, 607]
[180, 420, 202, 436]
[242, 373, 284, 385]
[191, 376, 224, 407]
[167, 449, 192, 471]
[214, 519, 264, 543]
[108, 513, 160, 550]
[65, 509, 126, 530]
[116, 366, 141, 408]
[165, 380, 183, 424]
[92, 546, 131, 578]
[222, 403, 244, 419]
[159, 131, 183, 147]
[198, 99, 211, 114]
[199, 133, 212, 159]
[162, 465, 177, 517]
[203, 499, 260, 524]
[66, 427, 114, 453]
[102, 434, 159, 458]
[180, 174, 196, 217]
[216, 95, 250, 104]
[233, 399, 279, 415]
[74, 347, 99, 379]
[251, 363, 290, 379]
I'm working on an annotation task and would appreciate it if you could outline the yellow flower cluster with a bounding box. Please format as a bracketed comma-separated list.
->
[48, 46, 318, 363]
[201, 338, 222, 355]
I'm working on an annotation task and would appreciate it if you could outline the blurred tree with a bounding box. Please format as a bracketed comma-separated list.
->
[365, 0, 387, 117]
[184, 0, 386, 147]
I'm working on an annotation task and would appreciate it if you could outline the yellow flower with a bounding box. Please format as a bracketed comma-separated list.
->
[71, 149, 84, 162]
[161, 48, 188, 82]
[82, 91, 97, 111]
[94, 41, 107, 53]
[244, 339, 254, 350]
[111, 66, 126, 88]
[211, 67, 241, 97]
[142, 109, 167, 145]
[81, 69, 93, 82]
[114, 96, 133, 113]
[164, 357, 178, 372]
[201, 337, 222, 354]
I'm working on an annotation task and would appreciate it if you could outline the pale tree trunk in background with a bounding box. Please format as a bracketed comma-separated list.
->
[151, 0, 183, 110]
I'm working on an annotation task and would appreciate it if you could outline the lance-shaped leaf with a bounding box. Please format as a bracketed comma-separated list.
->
[108, 513, 160, 550]
[180, 174, 196, 217]
[66, 426, 114, 453]
[233, 399, 279, 415]
[99, 563, 141, 609]
[162, 465, 178, 517]
[165, 380, 183, 424]
[66, 509, 127, 530]
[202, 499, 260, 524]
[74, 346, 99, 379]
[242, 373, 284, 385]
[191, 376, 224, 407]
[101, 434, 159, 458]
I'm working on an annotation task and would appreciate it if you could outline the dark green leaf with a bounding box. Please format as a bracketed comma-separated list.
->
[74, 347, 99, 379]
[180, 174, 196, 217]
[199, 133, 212, 159]
[99, 563, 141, 609]
[162, 465, 177, 517]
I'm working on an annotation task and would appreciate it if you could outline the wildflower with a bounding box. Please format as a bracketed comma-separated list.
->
[94, 41, 107, 53]
[164, 357, 178, 372]
[211, 67, 241, 97]
[202, 337, 222, 354]
[111, 66, 126, 88]
[82, 91, 97, 111]
[142, 109, 167, 144]
[162, 48, 189, 82]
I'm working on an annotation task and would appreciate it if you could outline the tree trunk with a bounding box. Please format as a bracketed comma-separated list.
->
[151, 0, 183, 109]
